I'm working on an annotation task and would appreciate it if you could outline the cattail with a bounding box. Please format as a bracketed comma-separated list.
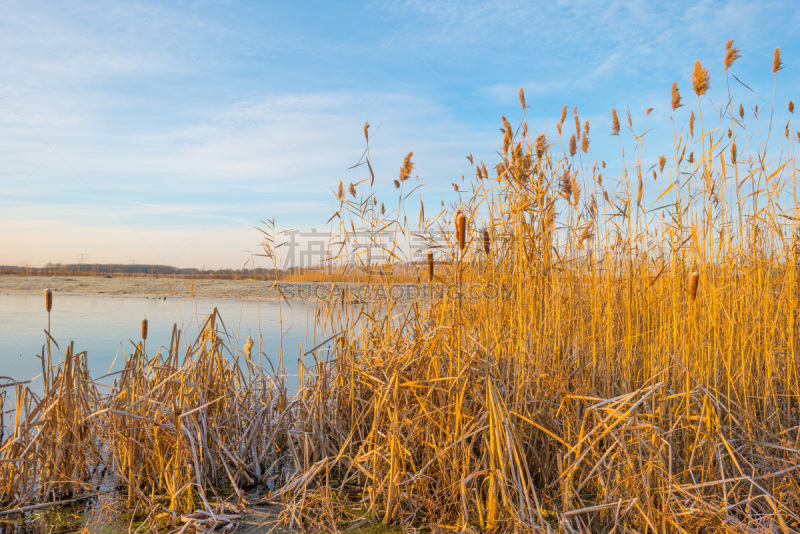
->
[535, 133, 546, 159]
[611, 108, 620, 136]
[659, 155, 666, 173]
[724, 40, 740, 72]
[773, 48, 783, 73]
[688, 272, 699, 301]
[731, 142, 737, 164]
[671, 82, 682, 111]
[44, 288, 53, 312]
[455, 210, 467, 251]
[691, 60, 710, 96]
[244, 335, 254, 358]
[141, 317, 148, 341]
[483, 228, 491, 254]
[363, 121, 370, 142]
[569, 134, 577, 157]
[399, 152, 414, 181]
[689, 110, 695, 137]
[790, 100, 795, 113]
[519, 87, 526, 110]
[427, 251, 434, 282]
[739, 103, 744, 119]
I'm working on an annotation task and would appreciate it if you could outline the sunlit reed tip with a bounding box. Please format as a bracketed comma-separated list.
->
[691, 60, 710, 96]
[724, 40, 740, 72]
[44, 288, 53, 313]
[611, 108, 620, 136]
[773, 47, 783, 73]
[671, 82, 682, 111]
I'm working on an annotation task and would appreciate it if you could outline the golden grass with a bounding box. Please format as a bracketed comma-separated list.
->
[2, 42, 800, 533]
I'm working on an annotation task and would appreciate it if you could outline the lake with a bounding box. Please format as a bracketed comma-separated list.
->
[0, 294, 321, 392]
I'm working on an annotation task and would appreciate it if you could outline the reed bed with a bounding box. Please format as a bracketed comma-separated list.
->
[1, 42, 799, 533]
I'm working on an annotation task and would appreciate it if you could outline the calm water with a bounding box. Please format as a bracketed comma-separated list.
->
[0, 294, 321, 392]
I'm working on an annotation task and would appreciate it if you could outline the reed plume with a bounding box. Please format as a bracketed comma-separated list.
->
[363, 121, 370, 143]
[337, 181, 344, 199]
[560, 105, 567, 124]
[724, 39, 740, 71]
[399, 152, 414, 182]
[581, 131, 589, 153]
[569, 134, 577, 157]
[691, 60, 710, 96]
[671, 82, 682, 111]
[659, 155, 666, 174]
[611, 108, 620, 136]
[790, 100, 794, 113]
[349, 182, 356, 198]
[773, 47, 783, 73]
[535, 133, 546, 159]
[690, 110, 695, 137]
[518, 87, 526, 110]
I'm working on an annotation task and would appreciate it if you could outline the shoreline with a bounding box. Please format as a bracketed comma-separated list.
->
[0, 275, 425, 303]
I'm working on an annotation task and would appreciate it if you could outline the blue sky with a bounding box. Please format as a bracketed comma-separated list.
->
[0, 0, 798, 269]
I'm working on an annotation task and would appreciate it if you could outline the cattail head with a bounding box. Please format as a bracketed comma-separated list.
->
[731, 142, 737, 164]
[688, 272, 700, 301]
[519, 87, 526, 110]
[456, 211, 467, 251]
[427, 251, 434, 282]
[44, 288, 53, 313]
[482, 228, 491, 254]
[671, 82, 682, 111]
[399, 152, 414, 182]
[724, 40, 740, 72]
[773, 48, 783, 73]
[611, 108, 620, 136]
[691, 60, 710, 96]
[141, 317, 148, 341]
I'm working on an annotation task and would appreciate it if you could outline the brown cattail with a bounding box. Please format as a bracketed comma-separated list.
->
[569, 133, 577, 157]
[691, 60, 710, 96]
[399, 152, 414, 181]
[456, 211, 467, 251]
[724, 40, 740, 72]
[773, 48, 783, 73]
[427, 251, 434, 282]
[519, 87, 526, 110]
[731, 142, 737, 164]
[482, 228, 491, 254]
[689, 110, 695, 138]
[790, 100, 795, 113]
[44, 288, 53, 312]
[611, 108, 620, 136]
[688, 272, 700, 301]
[141, 317, 148, 341]
[671, 82, 682, 111]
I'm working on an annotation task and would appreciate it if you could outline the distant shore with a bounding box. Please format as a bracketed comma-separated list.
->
[0, 275, 424, 303]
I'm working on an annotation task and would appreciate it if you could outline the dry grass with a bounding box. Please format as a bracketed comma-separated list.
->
[2, 42, 800, 533]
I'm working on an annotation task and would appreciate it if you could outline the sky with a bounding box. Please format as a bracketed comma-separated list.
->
[0, 0, 798, 269]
